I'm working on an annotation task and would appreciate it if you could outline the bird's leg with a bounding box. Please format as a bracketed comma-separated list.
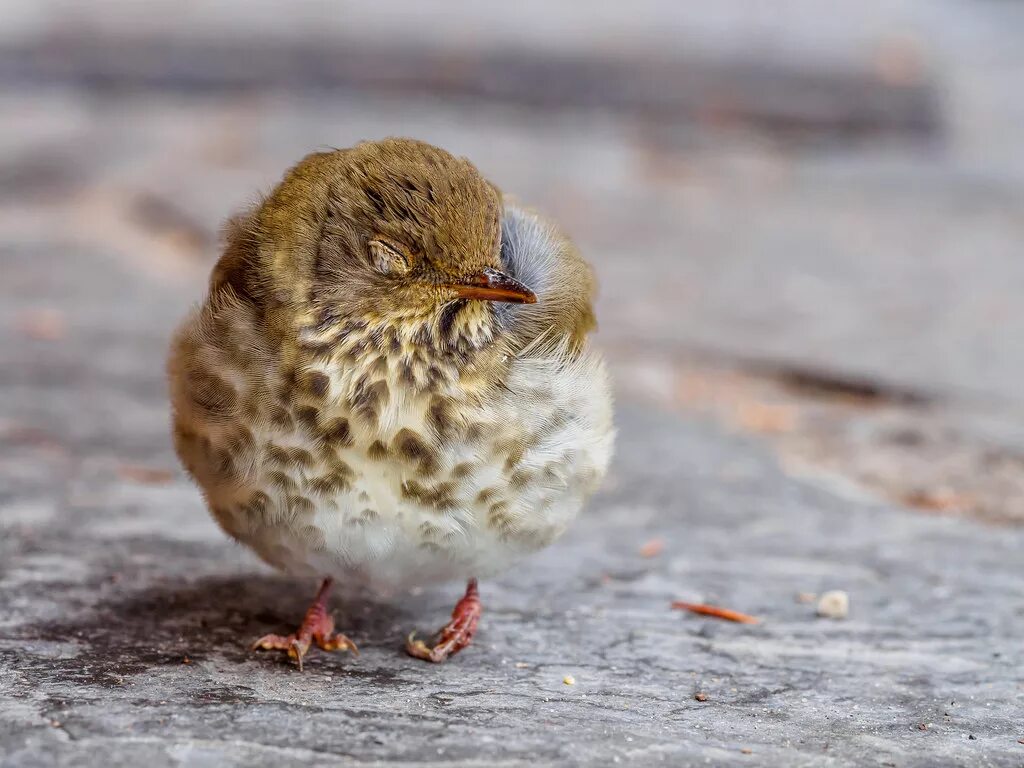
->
[405, 578, 481, 663]
[252, 577, 357, 671]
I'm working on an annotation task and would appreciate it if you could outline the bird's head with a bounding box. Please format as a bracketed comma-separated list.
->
[215, 138, 536, 360]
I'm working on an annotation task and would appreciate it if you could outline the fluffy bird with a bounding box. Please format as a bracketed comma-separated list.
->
[168, 138, 613, 666]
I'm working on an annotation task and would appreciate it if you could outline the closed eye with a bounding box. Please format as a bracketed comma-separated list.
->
[369, 238, 414, 276]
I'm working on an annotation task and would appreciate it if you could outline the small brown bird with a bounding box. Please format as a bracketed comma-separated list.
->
[168, 138, 613, 667]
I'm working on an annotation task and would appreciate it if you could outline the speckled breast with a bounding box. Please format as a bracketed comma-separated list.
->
[170, 313, 613, 592]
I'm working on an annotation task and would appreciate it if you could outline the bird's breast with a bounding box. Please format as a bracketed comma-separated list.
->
[173, 312, 612, 590]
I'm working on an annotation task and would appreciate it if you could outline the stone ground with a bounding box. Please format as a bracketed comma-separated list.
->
[2, 2, 1024, 766]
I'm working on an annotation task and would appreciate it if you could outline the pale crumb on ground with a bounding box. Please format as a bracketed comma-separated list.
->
[796, 592, 817, 603]
[639, 538, 665, 558]
[515, 662, 529, 669]
[816, 590, 850, 619]
[563, 675, 576, 686]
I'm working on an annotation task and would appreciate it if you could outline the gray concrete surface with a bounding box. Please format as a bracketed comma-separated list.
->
[3, 1, 1024, 765]
[3, 389, 1024, 766]
[2, 298, 1023, 765]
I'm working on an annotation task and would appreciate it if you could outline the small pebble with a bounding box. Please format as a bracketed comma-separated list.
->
[816, 590, 849, 619]
[694, 692, 708, 702]
[563, 675, 576, 686]
[741, 748, 752, 755]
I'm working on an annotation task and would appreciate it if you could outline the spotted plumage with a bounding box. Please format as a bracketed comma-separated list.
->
[168, 138, 613, 664]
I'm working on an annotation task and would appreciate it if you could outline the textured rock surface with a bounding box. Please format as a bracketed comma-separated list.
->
[3, 1, 1024, 765]
[3, 394, 1024, 766]
[3, 225, 1024, 767]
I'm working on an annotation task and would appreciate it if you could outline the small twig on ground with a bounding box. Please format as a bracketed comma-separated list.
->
[118, 464, 175, 484]
[639, 538, 665, 558]
[671, 601, 760, 624]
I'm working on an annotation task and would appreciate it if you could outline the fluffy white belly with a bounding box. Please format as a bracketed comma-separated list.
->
[255, 504, 550, 593]
[201, 353, 613, 593]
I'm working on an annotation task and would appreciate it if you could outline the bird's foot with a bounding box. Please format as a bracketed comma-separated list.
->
[252, 578, 357, 671]
[405, 578, 481, 663]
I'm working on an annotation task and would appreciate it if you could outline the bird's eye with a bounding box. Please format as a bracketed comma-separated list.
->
[368, 239, 413, 276]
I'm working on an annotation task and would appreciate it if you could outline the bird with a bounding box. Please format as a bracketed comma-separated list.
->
[167, 137, 613, 667]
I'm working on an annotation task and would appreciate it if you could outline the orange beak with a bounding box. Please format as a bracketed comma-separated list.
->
[446, 268, 537, 304]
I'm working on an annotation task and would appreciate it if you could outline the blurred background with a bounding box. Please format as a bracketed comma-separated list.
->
[3, 0, 1024, 523]
[3, 3, 1024, 763]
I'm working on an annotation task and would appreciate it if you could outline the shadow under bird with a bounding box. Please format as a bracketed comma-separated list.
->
[168, 138, 614, 667]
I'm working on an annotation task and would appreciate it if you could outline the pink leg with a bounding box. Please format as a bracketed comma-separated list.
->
[406, 579, 482, 663]
[252, 578, 357, 671]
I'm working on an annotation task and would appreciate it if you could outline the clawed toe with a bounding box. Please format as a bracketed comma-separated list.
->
[405, 579, 481, 663]
[252, 579, 357, 671]
[251, 577, 482, 667]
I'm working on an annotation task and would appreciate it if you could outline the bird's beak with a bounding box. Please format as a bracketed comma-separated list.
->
[445, 268, 537, 304]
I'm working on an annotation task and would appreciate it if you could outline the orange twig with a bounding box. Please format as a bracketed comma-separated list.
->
[671, 601, 760, 624]
[639, 538, 665, 558]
